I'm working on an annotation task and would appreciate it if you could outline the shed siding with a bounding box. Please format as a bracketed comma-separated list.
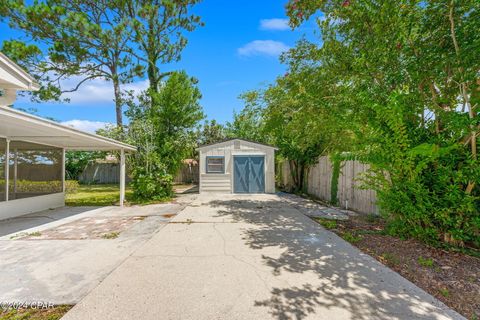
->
[199, 139, 275, 193]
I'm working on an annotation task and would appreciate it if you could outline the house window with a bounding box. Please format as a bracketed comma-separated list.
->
[206, 156, 225, 173]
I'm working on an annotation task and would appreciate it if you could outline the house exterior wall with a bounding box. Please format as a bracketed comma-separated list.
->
[199, 139, 275, 193]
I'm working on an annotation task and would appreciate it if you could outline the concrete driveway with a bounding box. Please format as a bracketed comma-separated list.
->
[62, 193, 463, 320]
[0, 199, 188, 304]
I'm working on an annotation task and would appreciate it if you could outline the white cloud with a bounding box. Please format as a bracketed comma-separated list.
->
[237, 40, 290, 57]
[260, 18, 290, 31]
[61, 119, 112, 133]
[61, 77, 149, 104]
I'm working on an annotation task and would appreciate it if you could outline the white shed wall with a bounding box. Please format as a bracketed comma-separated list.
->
[199, 140, 275, 193]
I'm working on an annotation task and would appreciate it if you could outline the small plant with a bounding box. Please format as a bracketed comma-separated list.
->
[315, 218, 337, 230]
[342, 231, 362, 243]
[381, 252, 401, 266]
[417, 256, 434, 268]
[28, 231, 42, 237]
[101, 232, 119, 239]
[439, 288, 450, 297]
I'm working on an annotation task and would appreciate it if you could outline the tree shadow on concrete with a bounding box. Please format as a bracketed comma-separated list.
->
[209, 195, 459, 320]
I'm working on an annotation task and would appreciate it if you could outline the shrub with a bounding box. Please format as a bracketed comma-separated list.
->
[131, 168, 173, 201]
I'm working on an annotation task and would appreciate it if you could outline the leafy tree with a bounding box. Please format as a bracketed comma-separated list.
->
[277, 0, 480, 246]
[65, 151, 105, 181]
[225, 91, 266, 142]
[1, 0, 141, 127]
[198, 119, 226, 145]
[123, 0, 203, 92]
[125, 71, 204, 200]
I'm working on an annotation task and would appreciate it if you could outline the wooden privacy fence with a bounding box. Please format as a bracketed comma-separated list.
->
[279, 156, 378, 215]
[173, 163, 199, 184]
[79, 162, 199, 185]
[79, 163, 129, 184]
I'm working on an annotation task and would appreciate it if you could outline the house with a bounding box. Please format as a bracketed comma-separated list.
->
[0, 52, 135, 220]
[197, 138, 277, 193]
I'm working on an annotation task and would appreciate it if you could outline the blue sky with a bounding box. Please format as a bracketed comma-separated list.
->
[1, 0, 317, 132]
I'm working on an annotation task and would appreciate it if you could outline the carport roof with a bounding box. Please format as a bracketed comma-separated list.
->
[0, 106, 136, 151]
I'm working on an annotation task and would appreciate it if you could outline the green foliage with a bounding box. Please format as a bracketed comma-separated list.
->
[198, 119, 226, 145]
[225, 91, 267, 142]
[418, 256, 434, 268]
[1, 0, 203, 126]
[341, 231, 362, 244]
[125, 71, 204, 200]
[130, 167, 173, 201]
[315, 218, 338, 230]
[245, 0, 480, 249]
[124, 0, 203, 92]
[65, 151, 105, 181]
[381, 252, 401, 266]
[439, 288, 450, 297]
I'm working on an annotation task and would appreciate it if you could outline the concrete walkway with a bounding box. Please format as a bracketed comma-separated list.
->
[62, 194, 464, 320]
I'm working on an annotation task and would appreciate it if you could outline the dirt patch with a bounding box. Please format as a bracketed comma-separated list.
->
[161, 213, 177, 218]
[17, 216, 144, 240]
[313, 216, 480, 319]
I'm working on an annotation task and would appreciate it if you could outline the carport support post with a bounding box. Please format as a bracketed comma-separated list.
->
[62, 149, 65, 193]
[120, 148, 125, 207]
[4, 139, 9, 201]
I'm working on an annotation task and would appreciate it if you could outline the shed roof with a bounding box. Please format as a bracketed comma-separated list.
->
[0, 106, 136, 151]
[197, 138, 278, 150]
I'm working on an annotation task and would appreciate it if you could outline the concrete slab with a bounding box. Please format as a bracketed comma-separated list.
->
[63, 194, 464, 320]
[0, 200, 187, 304]
[0, 207, 100, 238]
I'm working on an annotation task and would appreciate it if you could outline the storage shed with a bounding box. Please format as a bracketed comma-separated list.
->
[198, 138, 277, 194]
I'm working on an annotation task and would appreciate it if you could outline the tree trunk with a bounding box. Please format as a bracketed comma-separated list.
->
[288, 160, 298, 192]
[112, 76, 123, 128]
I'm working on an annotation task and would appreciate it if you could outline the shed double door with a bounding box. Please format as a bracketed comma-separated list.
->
[233, 156, 265, 193]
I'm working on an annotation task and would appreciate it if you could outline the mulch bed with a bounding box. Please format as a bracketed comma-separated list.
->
[314, 216, 480, 319]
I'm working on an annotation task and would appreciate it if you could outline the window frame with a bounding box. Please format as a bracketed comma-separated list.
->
[206, 156, 225, 174]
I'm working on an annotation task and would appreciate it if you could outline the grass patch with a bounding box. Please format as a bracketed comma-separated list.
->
[314, 218, 338, 230]
[65, 184, 133, 206]
[381, 252, 401, 266]
[65, 184, 170, 206]
[27, 232, 42, 237]
[439, 288, 450, 297]
[0, 305, 72, 320]
[101, 232, 120, 239]
[341, 231, 363, 243]
[418, 256, 434, 268]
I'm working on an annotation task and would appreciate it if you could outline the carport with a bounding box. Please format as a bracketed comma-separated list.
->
[0, 106, 136, 219]
[0, 52, 135, 220]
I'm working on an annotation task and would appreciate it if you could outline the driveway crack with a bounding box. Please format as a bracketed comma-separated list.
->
[212, 223, 270, 292]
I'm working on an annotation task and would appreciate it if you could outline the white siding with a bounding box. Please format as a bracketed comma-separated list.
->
[199, 139, 276, 194]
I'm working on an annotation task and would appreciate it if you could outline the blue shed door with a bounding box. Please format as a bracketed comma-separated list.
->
[234, 156, 265, 193]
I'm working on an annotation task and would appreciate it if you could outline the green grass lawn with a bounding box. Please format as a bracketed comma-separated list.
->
[65, 184, 173, 206]
[65, 184, 134, 206]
